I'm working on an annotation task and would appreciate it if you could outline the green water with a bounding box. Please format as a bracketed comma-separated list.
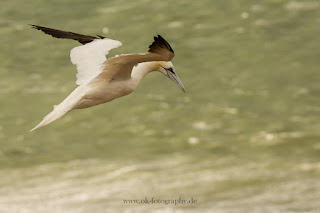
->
[1, 0, 320, 212]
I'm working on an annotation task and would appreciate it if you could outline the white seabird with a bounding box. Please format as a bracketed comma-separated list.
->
[29, 25, 185, 131]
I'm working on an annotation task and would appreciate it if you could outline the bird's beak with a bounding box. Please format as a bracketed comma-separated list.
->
[167, 70, 185, 93]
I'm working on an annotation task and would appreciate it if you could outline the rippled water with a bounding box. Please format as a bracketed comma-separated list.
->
[1, 156, 320, 212]
[0, 0, 320, 212]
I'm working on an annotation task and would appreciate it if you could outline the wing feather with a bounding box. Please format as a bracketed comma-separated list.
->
[88, 35, 175, 84]
[30, 25, 103, 44]
[70, 38, 122, 85]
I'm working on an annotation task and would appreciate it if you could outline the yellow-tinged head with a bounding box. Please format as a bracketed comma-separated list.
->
[154, 61, 185, 93]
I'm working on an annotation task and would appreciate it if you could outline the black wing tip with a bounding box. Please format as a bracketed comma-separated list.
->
[96, 34, 106, 39]
[29, 24, 46, 30]
[28, 24, 102, 45]
[29, 24, 53, 33]
[29, 24, 39, 29]
[157, 34, 174, 53]
[149, 35, 174, 54]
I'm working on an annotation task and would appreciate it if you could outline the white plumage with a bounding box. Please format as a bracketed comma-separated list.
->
[70, 39, 122, 85]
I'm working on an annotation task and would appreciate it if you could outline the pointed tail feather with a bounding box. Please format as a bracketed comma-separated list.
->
[30, 106, 71, 132]
[30, 86, 85, 132]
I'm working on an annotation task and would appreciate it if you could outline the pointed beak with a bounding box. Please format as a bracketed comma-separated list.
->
[167, 70, 185, 93]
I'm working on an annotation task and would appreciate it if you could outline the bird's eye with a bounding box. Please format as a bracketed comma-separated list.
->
[167, 68, 174, 72]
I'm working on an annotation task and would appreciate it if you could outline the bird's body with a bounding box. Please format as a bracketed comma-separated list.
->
[72, 61, 159, 110]
[30, 25, 185, 131]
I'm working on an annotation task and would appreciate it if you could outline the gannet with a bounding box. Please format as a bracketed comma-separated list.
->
[29, 25, 185, 131]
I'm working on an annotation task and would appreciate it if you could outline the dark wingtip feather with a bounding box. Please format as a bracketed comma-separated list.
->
[29, 24, 101, 45]
[29, 24, 40, 30]
[96, 35, 106, 39]
[148, 35, 174, 54]
[29, 24, 46, 30]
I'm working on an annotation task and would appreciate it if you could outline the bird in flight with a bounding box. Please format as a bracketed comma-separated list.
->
[29, 25, 185, 131]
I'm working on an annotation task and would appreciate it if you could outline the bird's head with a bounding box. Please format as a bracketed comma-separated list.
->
[156, 61, 185, 93]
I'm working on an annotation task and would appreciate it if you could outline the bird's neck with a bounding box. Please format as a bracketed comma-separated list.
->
[131, 62, 159, 81]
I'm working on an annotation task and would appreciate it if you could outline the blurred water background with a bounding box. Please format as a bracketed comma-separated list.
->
[0, 0, 320, 212]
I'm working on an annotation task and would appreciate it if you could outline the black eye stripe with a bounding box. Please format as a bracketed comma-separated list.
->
[167, 68, 173, 72]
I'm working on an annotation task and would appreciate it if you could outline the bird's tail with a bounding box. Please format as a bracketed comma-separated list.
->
[30, 105, 71, 132]
[30, 86, 85, 132]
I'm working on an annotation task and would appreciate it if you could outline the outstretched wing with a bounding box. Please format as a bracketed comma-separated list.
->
[30, 24, 123, 85]
[70, 38, 122, 85]
[30, 25, 105, 44]
[89, 35, 175, 83]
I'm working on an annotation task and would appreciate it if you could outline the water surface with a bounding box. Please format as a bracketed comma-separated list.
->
[0, 0, 320, 212]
